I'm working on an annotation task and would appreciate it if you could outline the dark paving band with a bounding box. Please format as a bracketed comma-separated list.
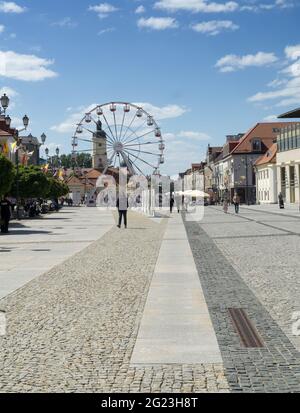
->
[184, 216, 300, 393]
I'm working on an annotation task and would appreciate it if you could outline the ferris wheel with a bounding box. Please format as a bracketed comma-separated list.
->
[71, 102, 165, 176]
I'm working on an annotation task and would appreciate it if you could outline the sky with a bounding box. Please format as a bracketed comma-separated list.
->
[0, 0, 299, 175]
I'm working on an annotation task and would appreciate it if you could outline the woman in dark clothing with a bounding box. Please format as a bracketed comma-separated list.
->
[0, 196, 12, 234]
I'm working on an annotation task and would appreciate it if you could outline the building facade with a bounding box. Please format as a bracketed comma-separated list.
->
[19, 134, 41, 166]
[276, 123, 300, 204]
[255, 143, 278, 204]
[219, 123, 292, 204]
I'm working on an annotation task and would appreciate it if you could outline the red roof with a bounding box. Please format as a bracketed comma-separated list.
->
[230, 122, 297, 154]
[0, 129, 12, 137]
[255, 143, 277, 166]
[66, 176, 84, 186]
[84, 169, 101, 179]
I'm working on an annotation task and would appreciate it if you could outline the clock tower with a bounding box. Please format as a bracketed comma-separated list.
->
[93, 120, 108, 171]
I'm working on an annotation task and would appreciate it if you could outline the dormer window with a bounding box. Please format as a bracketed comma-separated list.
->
[252, 139, 261, 152]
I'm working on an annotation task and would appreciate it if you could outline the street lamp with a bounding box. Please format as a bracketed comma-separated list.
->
[5, 116, 11, 127]
[23, 115, 29, 129]
[0, 94, 10, 114]
[41, 133, 47, 145]
[15, 114, 30, 220]
[0, 93, 32, 219]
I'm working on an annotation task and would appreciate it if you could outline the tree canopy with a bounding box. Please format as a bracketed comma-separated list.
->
[0, 155, 15, 197]
[47, 177, 69, 199]
[59, 153, 92, 168]
[11, 165, 50, 199]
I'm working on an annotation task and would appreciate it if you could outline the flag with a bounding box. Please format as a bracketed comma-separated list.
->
[42, 164, 49, 173]
[3, 142, 9, 155]
[10, 141, 17, 153]
[58, 169, 65, 181]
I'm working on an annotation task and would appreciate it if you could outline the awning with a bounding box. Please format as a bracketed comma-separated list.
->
[178, 190, 210, 198]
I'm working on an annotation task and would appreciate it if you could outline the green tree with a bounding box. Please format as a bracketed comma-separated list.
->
[0, 155, 15, 197]
[47, 177, 69, 199]
[11, 166, 50, 200]
[59, 153, 92, 168]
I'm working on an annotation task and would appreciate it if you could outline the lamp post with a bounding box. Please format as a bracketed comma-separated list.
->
[55, 147, 60, 168]
[45, 147, 49, 162]
[1, 93, 31, 219]
[15, 116, 31, 219]
[0, 94, 9, 114]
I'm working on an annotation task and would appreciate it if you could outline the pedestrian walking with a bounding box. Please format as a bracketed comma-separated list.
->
[0, 196, 12, 234]
[278, 192, 285, 209]
[170, 196, 175, 214]
[223, 198, 229, 214]
[175, 195, 181, 213]
[184, 198, 189, 212]
[233, 192, 241, 214]
[117, 193, 129, 229]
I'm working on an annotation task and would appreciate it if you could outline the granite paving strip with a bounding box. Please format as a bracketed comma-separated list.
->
[0, 208, 115, 300]
[131, 213, 222, 365]
[184, 212, 300, 393]
[0, 212, 229, 393]
[207, 206, 300, 351]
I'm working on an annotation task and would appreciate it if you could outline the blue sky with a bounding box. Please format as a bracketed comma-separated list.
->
[0, 0, 299, 175]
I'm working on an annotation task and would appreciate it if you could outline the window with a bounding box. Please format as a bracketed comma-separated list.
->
[252, 139, 261, 152]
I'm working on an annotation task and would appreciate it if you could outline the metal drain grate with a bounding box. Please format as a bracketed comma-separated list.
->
[228, 308, 265, 348]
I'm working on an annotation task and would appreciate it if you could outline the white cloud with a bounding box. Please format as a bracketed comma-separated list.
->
[177, 131, 212, 140]
[263, 114, 278, 121]
[0, 24, 4, 33]
[137, 17, 179, 30]
[52, 17, 78, 28]
[240, 0, 295, 12]
[0, 1, 26, 13]
[162, 132, 208, 175]
[52, 102, 188, 134]
[0, 86, 18, 97]
[248, 44, 300, 107]
[216, 51, 278, 72]
[134, 103, 187, 119]
[98, 27, 115, 35]
[51, 103, 98, 134]
[88, 3, 119, 18]
[191, 20, 239, 35]
[135, 5, 146, 14]
[154, 0, 239, 13]
[285, 44, 300, 61]
[0, 50, 58, 81]
[154, 0, 294, 14]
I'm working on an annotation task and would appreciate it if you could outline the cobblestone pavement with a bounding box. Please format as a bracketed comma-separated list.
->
[0, 212, 229, 393]
[184, 207, 300, 393]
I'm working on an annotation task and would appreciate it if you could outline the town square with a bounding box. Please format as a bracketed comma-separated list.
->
[0, 0, 300, 398]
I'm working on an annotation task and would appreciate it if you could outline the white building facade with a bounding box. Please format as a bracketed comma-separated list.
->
[276, 123, 300, 204]
[255, 143, 278, 204]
